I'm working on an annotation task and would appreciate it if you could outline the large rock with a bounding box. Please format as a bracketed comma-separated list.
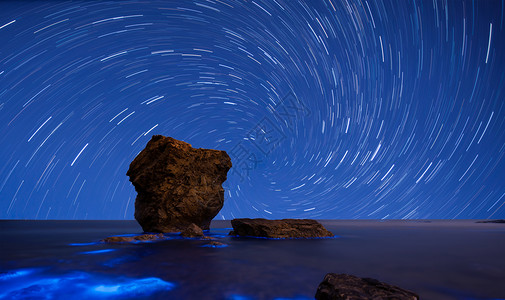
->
[127, 135, 232, 233]
[315, 273, 419, 300]
[229, 218, 334, 239]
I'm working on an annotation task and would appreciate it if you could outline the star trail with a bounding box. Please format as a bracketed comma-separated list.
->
[0, 0, 504, 220]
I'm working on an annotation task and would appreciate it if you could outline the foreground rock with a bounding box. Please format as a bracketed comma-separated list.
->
[127, 135, 232, 233]
[230, 218, 334, 239]
[315, 273, 419, 300]
[102, 234, 165, 243]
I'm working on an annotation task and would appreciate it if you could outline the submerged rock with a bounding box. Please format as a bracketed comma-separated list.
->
[127, 135, 232, 233]
[229, 218, 334, 239]
[180, 223, 204, 238]
[101, 234, 165, 244]
[315, 273, 419, 300]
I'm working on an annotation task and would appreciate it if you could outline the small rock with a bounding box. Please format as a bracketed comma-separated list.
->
[101, 234, 164, 244]
[202, 241, 227, 248]
[180, 223, 204, 238]
[315, 273, 419, 300]
[230, 218, 334, 239]
[476, 219, 505, 223]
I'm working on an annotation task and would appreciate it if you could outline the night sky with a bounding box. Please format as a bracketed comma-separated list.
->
[1, 0, 504, 220]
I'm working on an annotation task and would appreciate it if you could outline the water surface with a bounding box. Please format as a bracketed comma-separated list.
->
[1, 220, 504, 299]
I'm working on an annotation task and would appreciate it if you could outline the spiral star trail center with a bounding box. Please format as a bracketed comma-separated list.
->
[0, 0, 504, 220]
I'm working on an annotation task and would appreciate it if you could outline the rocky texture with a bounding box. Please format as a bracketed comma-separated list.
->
[180, 223, 204, 238]
[229, 218, 334, 239]
[476, 219, 505, 223]
[101, 234, 165, 244]
[127, 135, 232, 233]
[315, 273, 419, 300]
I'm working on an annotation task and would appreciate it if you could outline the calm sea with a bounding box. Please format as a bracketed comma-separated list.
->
[1, 220, 504, 299]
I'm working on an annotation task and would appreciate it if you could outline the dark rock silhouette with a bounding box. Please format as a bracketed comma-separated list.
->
[476, 219, 505, 223]
[315, 273, 419, 300]
[180, 223, 204, 238]
[127, 135, 232, 233]
[229, 218, 334, 238]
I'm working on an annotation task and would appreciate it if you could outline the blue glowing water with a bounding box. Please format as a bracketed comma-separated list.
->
[0, 268, 174, 299]
[1, 220, 504, 299]
[80, 249, 116, 255]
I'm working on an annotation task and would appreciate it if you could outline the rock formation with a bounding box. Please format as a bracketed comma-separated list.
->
[315, 273, 419, 300]
[102, 234, 165, 244]
[127, 135, 232, 233]
[229, 218, 334, 239]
